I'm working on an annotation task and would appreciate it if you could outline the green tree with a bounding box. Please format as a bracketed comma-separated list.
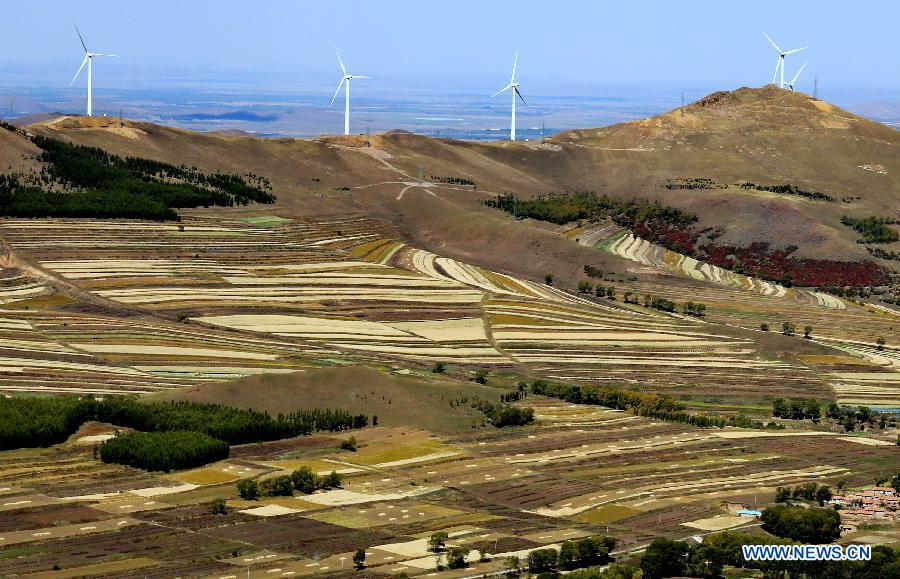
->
[558, 540, 579, 570]
[261, 475, 293, 497]
[237, 479, 259, 500]
[761, 504, 841, 543]
[775, 486, 791, 502]
[641, 538, 690, 579]
[321, 470, 342, 489]
[505, 555, 521, 575]
[876, 337, 886, 351]
[544, 274, 553, 285]
[339, 436, 357, 451]
[760, 322, 769, 331]
[210, 497, 227, 515]
[578, 280, 593, 294]
[527, 548, 558, 573]
[431, 361, 446, 373]
[290, 466, 319, 494]
[428, 531, 448, 552]
[804, 325, 813, 339]
[473, 369, 488, 384]
[782, 321, 796, 336]
[353, 548, 366, 570]
[446, 546, 470, 569]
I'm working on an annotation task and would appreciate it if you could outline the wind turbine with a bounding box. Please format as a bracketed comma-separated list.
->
[330, 49, 370, 136]
[70, 25, 118, 117]
[763, 33, 807, 89]
[492, 52, 526, 141]
[786, 61, 808, 92]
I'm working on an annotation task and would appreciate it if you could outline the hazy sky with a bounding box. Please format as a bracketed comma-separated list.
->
[2, 0, 899, 94]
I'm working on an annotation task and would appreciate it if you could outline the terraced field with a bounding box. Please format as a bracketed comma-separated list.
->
[584, 227, 843, 308]
[2, 215, 896, 406]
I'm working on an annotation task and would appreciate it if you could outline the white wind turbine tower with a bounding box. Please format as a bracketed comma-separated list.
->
[786, 61, 807, 92]
[492, 52, 526, 141]
[763, 32, 807, 89]
[70, 25, 118, 117]
[330, 49, 370, 136]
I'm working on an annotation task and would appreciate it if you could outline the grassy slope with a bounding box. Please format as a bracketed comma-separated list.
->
[146, 365, 507, 435]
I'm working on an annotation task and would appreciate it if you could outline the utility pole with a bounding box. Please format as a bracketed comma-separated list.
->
[540, 120, 545, 144]
[813, 76, 819, 99]
[681, 92, 685, 116]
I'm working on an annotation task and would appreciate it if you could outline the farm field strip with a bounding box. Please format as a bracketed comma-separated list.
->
[0, 517, 137, 547]
[194, 314, 508, 363]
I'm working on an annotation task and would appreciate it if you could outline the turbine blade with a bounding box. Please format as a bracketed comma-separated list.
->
[352, 75, 371, 79]
[790, 61, 807, 84]
[515, 87, 526, 105]
[491, 85, 512, 98]
[335, 48, 346, 76]
[70, 55, 89, 85]
[75, 24, 88, 53]
[763, 32, 781, 53]
[784, 47, 808, 55]
[772, 57, 780, 84]
[510, 52, 518, 84]
[95, 54, 119, 58]
[330, 78, 345, 107]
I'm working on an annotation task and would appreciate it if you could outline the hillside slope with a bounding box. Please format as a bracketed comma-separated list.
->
[5, 85, 898, 288]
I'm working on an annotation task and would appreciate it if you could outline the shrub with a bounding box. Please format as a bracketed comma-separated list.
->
[782, 321, 796, 336]
[321, 470, 342, 489]
[804, 325, 813, 339]
[578, 280, 593, 294]
[760, 322, 769, 331]
[544, 274, 553, 285]
[340, 436, 357, 451]
[353, 548, 366, 570]
[473, 369, 488, 384]
[210, 497, 227, 515]
[237, 479, 259, 500]
[431, 361, 446, 373]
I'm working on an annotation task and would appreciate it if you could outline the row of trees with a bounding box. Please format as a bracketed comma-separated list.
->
[430, 175, 475, 186]
[237, 467, 344, 500]
[529, 380, 768, 430]
[772, 398, 822, 421]
[825, 402, 893, 432]
[738, 181, 836, 203]
[425, 533, 616, 574]
[775, 482, 833, 506]
[99, 431, 228, 471]
[639, 531, 899, 579]
[775, 321, 814, 338]
[484, 191, 697, 229]
[0, 396, 368, 451]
